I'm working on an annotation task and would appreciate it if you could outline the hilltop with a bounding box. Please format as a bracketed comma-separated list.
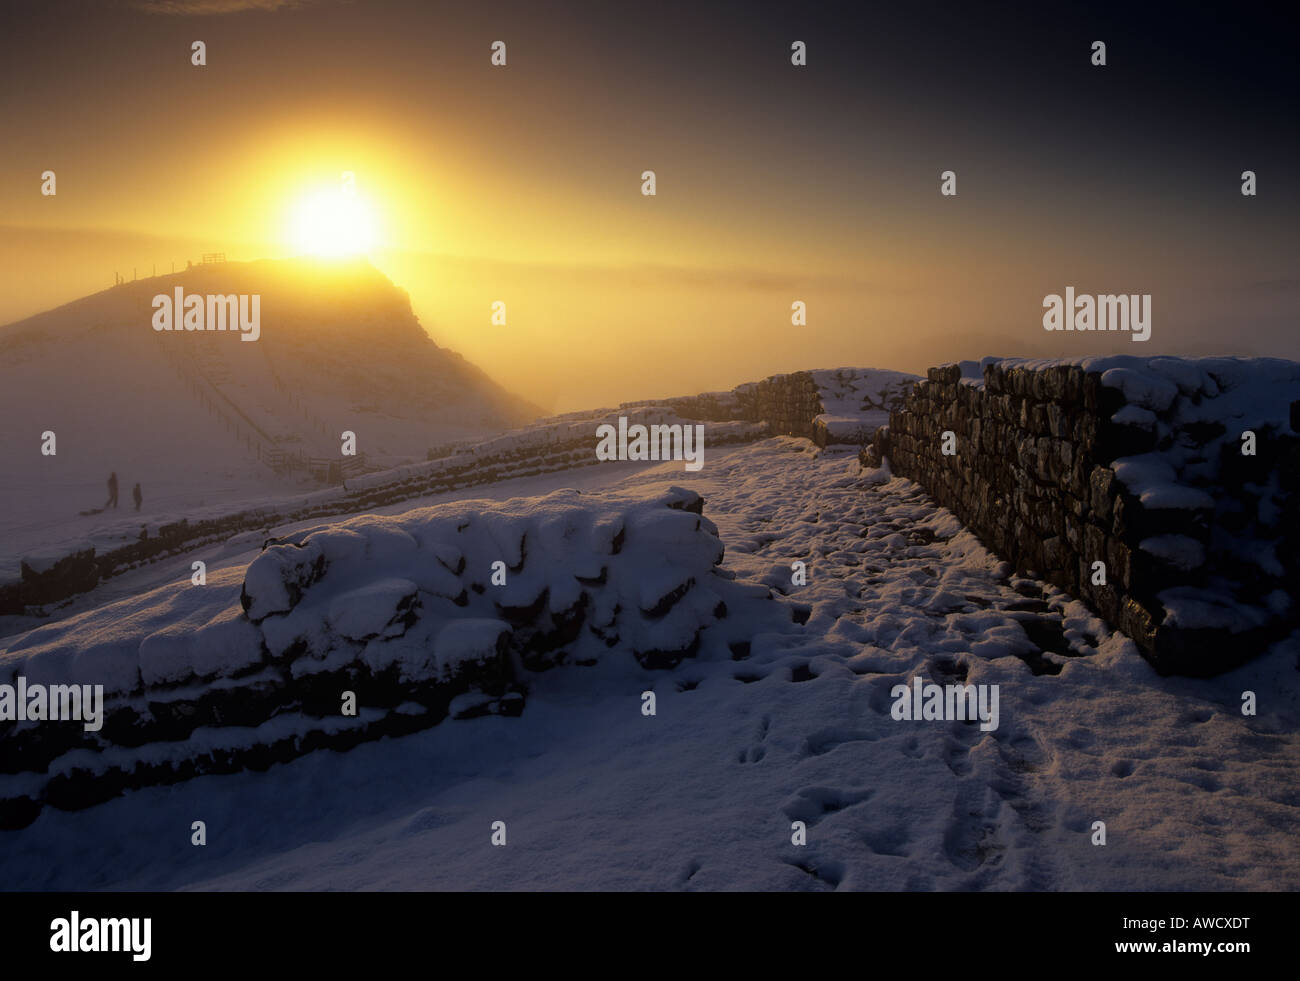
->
[0, 258, 540, 570]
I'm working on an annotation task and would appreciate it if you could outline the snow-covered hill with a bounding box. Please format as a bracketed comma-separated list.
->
[0, 259, 539, 572]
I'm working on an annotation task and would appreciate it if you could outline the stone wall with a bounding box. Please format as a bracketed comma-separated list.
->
[1, 413, 766, 617]
[863, 359, 1300, 676]
[734, 373, 826, 440]
[0, 488, 792, 829]
[644, 373, 824, 438]
[659, 368, 918, 448]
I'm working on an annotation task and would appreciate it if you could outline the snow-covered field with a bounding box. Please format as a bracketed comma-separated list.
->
[3, 436, 1297, 891]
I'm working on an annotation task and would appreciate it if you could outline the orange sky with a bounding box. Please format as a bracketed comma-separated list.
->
[2, 0, 1297, 412]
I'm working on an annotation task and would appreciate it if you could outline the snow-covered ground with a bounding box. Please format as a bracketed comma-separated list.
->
[809, 367, 918, 444]
[3, 437, 1297, 890]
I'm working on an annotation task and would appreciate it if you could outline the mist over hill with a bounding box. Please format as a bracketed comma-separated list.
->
[0, 258, 540, 567]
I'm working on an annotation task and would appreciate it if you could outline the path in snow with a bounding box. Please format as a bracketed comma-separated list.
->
[3, 438, 1297, 890]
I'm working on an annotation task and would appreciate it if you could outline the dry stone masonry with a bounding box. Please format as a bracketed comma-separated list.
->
[0, 486, 795, 829]
[647, 367, 918, 448]
[864, 357, 1300, 676]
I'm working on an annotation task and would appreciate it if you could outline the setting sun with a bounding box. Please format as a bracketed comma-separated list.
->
[287, 187, 378, 258]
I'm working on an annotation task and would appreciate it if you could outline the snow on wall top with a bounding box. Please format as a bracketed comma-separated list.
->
[993, 356, 1300, 639]
[976, 355, 1300, 510]
[0, 486, 741, 695]
[993, 355, 1299, 415]
[1099, 359, 1298, 503]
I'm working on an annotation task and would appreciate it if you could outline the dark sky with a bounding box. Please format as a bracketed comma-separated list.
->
[1, 0, 1296, 409]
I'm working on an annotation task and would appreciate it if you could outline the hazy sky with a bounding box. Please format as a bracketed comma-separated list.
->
[2, 0, 1297, 411]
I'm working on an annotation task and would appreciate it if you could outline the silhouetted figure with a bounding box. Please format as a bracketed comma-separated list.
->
[132, 483, 143, 512]
[106, 472, 118, 509]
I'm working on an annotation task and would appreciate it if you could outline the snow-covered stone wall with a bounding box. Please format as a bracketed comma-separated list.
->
[0, 487, 779, 828]
[651, 367, 918, 448]
[2, 368, 920, 617]
[0, 410, 765, 616]
[864, 357, 1300, 676]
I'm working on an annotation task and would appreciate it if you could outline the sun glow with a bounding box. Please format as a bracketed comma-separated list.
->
[287, 187, 378, 257]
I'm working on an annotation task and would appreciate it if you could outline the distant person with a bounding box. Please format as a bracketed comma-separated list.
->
[132, 482, 143, 512]
[106, 472, 118, 509]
